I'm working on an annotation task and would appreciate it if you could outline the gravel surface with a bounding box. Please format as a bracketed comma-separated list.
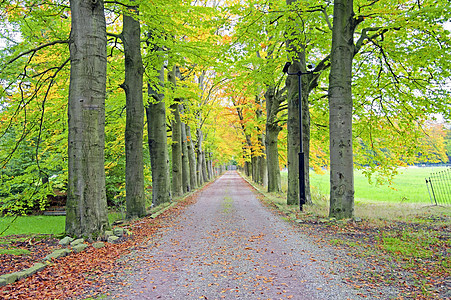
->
[108, 171, 367, 299]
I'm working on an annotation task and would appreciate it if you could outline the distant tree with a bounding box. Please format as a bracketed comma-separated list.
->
[446, 128, 451, 163]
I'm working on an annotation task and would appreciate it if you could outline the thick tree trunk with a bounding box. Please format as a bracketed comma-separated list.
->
[244, 160, 251, 177]
[251, 156, 258, 183]
[328, 0, 355, 219]
[286, 62, 301, 206]
[286, 0, 312, 206]
[122, 7, 146, 218]
[147, 63, 171, 206]
[170, 102, 183, 197]
[207, 153, 213, 179]
[186, 125, 197, 189]
[201, 149, 208, 182]
[258, 135, 267, 186]
[196, 129, 204, 186]
[255, 95, 266, 186]
[181, 120, 191, 193]
[266, 125, 281, 192]
[168, 67, 183, 197]
[265, 86, 282, 192]
[66, 0, 108, 238]
[286, 63, 312, 205]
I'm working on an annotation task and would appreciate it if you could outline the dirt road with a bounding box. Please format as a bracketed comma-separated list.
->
[108, 171, 362, 299]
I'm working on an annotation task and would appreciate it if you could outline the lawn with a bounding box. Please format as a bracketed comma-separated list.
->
[0, 212, 125, 237]
[0, 215, 65, 237]
[282, 166, 449, 204]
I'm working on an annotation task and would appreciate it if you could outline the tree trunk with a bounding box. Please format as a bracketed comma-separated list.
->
[258, 135, 267, 186]
[255, 95, 266, 186]
[186, 125, 197, 189]
[181, 119, 191, 193]
[286, 0, 312, 206]
[168, 67, 183, 197]
[251, 156, 258, 183]
[170, 101, 183, 197]
[122, 6, 146, 218]
[66, 0, 108, 238]
[286, 61, 300, 206]
[245, 160, 251, 177]
[146, 62, 171, 206]
[201, 149, 208, 182]
[196, 128, 204, 186]
[265, 86, 282, 192]
[207, 153, 213, 179]
[328, 0, 356, 219]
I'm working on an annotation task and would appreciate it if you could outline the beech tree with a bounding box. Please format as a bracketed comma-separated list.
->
[326, 0, 451, 218]
[121, 5, 146, 218]
[168, 66, 184, 197]
[65, 0, 109, 237]
[327, 0, 357, 218]
[146, 46, 171, 206]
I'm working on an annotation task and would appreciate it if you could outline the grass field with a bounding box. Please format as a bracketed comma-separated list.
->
[282, 166, 449, 204]
[0, 212, 125, 237]
[0, 215, 65, 236]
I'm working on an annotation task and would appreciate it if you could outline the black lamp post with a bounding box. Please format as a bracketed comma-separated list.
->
[283, 61, 314, 211]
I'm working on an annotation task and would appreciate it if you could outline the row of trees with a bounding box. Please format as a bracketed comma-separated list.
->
[0, 0, 233, 237]
[220, 0, 450, 217]
[0, 0, 450, 237]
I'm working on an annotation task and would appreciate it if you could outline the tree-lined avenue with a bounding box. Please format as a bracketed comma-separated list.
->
[108, 171, 363, 299]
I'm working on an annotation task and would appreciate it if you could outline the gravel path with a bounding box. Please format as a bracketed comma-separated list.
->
[109, 171, 364, 299]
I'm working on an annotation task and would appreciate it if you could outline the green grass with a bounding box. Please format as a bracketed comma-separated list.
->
[282, 166, 448, 203]
[330, 238, 358, 247]
[0, 215, 66, 236]
[0, 248, 31, 255]
[0, 211, 128, 237]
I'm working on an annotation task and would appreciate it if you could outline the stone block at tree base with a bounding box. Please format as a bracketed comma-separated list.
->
[108, 236, 120, 243]
[70, 238, 84, 246]
[26, 263, 47, 275]
[59, 236, 74, 246]
[92, 242, 105, 249]
[73, 244, 89, 253]
[43, 248, 71, 261]
[113, 227, 124, 237]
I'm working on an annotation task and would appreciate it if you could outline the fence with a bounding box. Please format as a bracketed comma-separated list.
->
[425, 168, 450, 205]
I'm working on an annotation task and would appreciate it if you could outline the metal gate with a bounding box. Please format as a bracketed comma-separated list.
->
[425, 168, 450, 205]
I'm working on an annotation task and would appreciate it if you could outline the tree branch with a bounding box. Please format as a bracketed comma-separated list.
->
[3, 40, 69, 71]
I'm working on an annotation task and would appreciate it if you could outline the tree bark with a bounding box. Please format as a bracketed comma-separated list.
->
[286, 0, 312, 206]
[196, 128, 204, 186]
[201, 147, 208, 182]
[255, 95, 266, 186]
[170, 102, 183, 197]
[146, 62, 171, 206]
[66, 0, 108, 238]
[168, 67, 183, 197]
[207, 153, 213, 180]
[181, 116, 191, 193]
[258, 135, 267, 186]
[122, 6, 146, 218]
[328, 0, 356, 219]
[186, 125, 197, 189]
[286, 61, 301, 206]
[251, 156, 258, 183]
[265, 86, 282, 192]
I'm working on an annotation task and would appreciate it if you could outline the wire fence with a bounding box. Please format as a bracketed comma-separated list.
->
[425, 168, 450, 206]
